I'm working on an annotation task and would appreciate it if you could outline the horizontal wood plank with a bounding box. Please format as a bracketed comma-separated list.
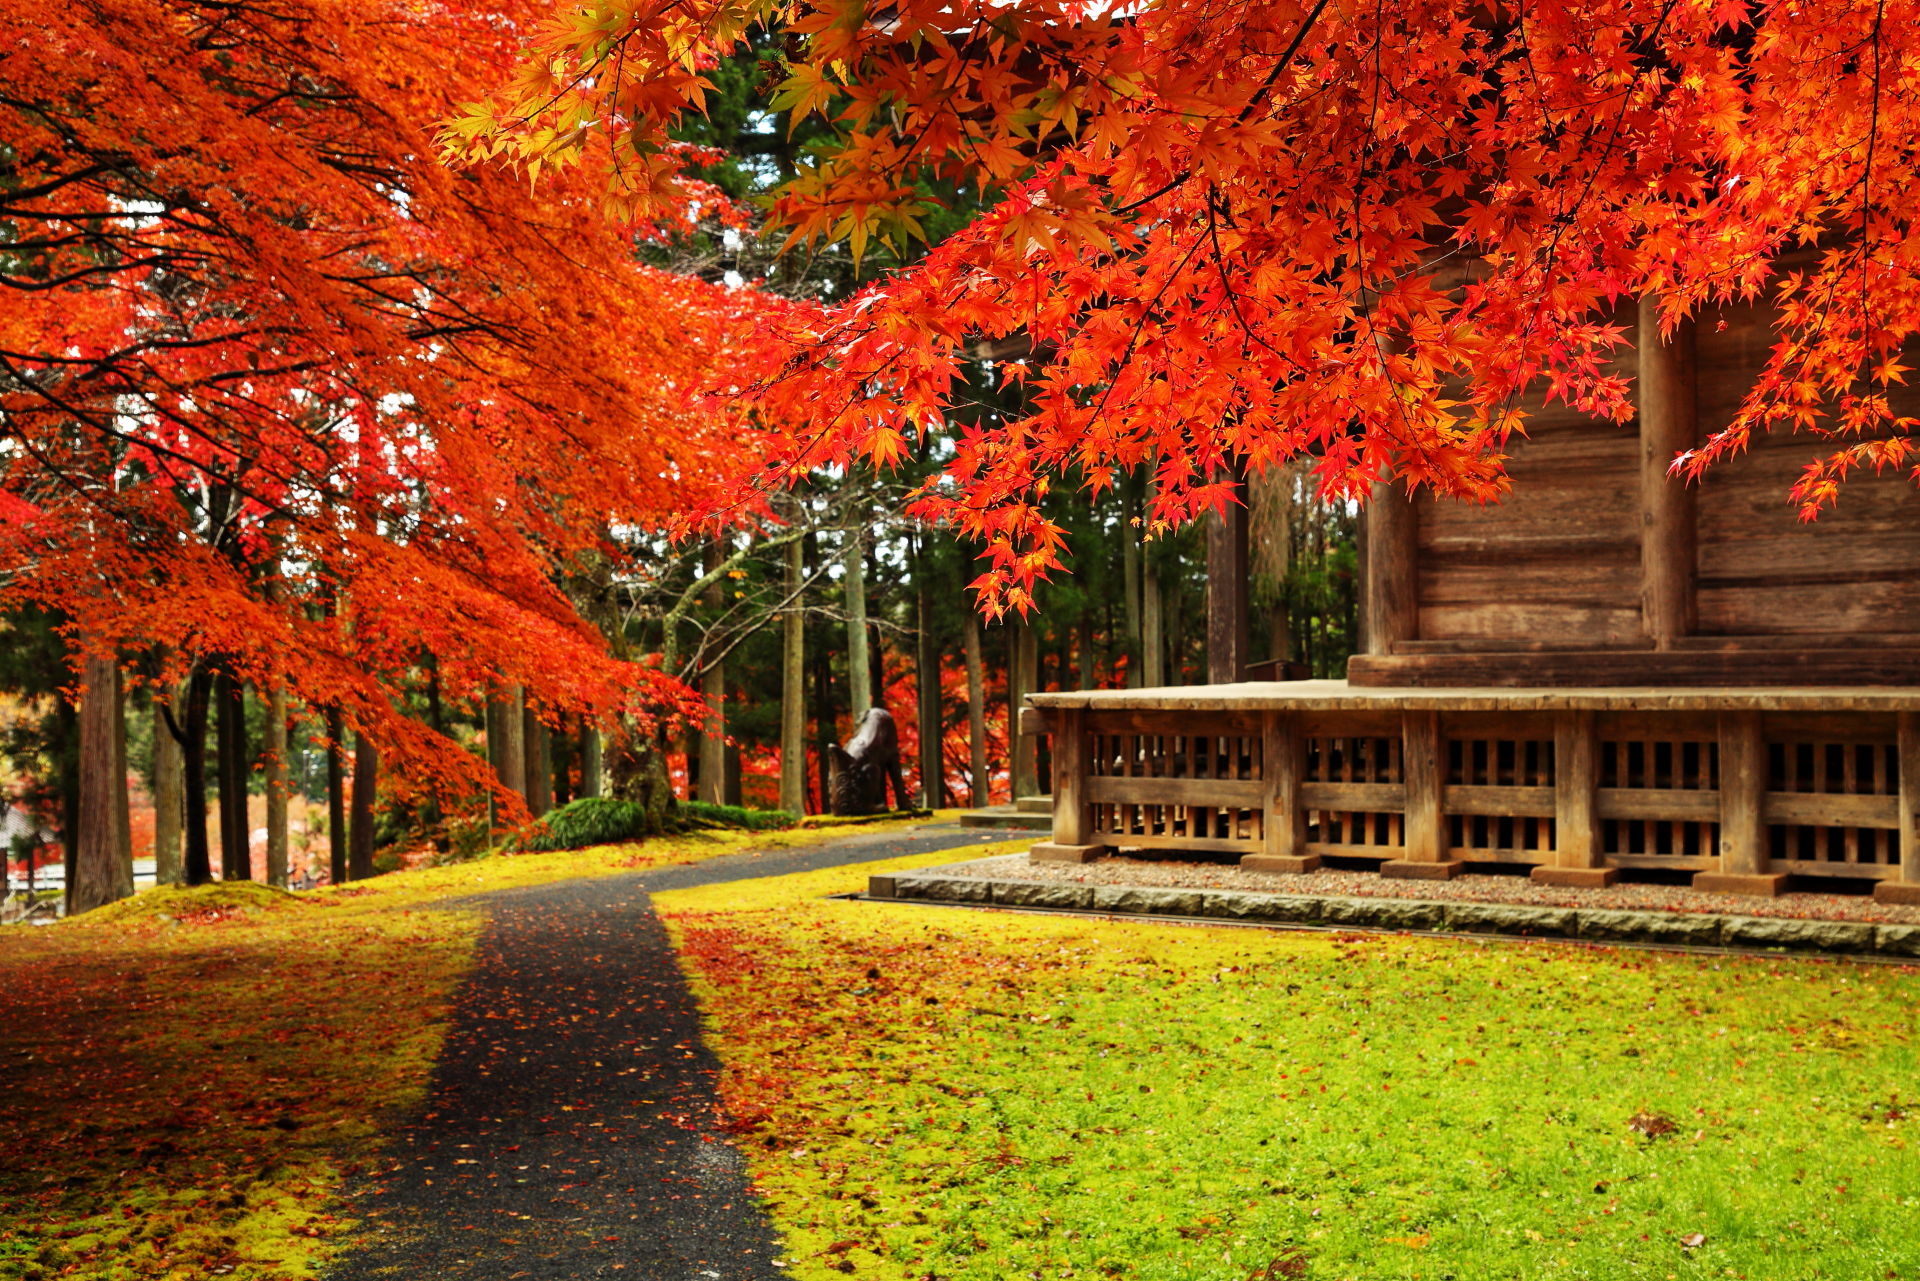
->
[1444, 784, 1557, 818]
[1596, 788, 1723, 821]
[1301, 781, 1408, 811]
[1087, 776, 1265, 807]
[1761, 791, 1899, 828]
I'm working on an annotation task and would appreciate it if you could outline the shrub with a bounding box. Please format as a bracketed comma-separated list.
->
[516, 796, 799, 852]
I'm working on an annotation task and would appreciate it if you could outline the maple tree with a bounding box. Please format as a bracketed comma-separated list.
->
[1, 0, 779, 887]
[467, 0, 1920, 610]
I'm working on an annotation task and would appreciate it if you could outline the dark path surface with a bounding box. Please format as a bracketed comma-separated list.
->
[326, 823, 1009, 1281]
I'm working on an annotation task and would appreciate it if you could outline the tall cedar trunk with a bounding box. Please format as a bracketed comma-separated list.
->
[264, 684, 289, 887]
[845, 530, 872, 721]
[523, 706, 552, 816]
[1142, 563, 1166, 686]
[113, 665, 131, 868]
[326, 706, 347, 884]
[215, 669, 249, 880]
[151, 692, 184, 885]
[422, 659, 446, 842]
[697, 540, 726, 804]
[348, 731, 376, 880]
[179, 666, 214, 885]
[1122, 477, 1144, 686]
[57, 694, 79, 899]
[1077, 616, 1096, 689]
[580, 723, 603, 798]
[779, 527, 806, 815]
[552, 719, 574, 807]
[963, 611, 989, 805]
[915, 548, 942, 807]
[810, 634, 833, 815]
[71, 651, 133, 915]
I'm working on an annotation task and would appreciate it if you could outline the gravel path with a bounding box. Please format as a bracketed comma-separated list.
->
[936, 851, 1920, 924]
[325, 823, 1009, 1281]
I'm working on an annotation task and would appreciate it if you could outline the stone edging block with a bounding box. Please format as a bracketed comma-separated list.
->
[874, 872, 1920, 959]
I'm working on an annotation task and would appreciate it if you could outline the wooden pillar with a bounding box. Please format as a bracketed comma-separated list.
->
[1695, 710, 1785, 896]
[1206, 475, 1251, 683]
[1639, 297, 1698, 647]
[1876, 712, 1920, 904]
[1365, 485, 1417, 656]
[1243, 712, 1316, 873]
[1532, 710, 1614, 887]
[1383, 708, 1461, 879]
[1033, 707, 1103, 862]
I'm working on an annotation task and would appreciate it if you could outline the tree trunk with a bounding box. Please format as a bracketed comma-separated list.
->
[963, 611, 989, 806]
[489, 684, 527, 798]
[607, 720, 673, 833]
[113, 664, 131, 869]
[348, 730, 377, 881]
[326, 706, 347, 884]
[264, 684, 289, 888]
[523, 705, 552, 817]
[779, 529, 807, 815]
[552, 718, 575, 807]
[697, 541, 727, 805]
[845, 530, 872, 721]
[915, 549, 942, 807]
[215, 669, 249, 880]
[56, 692, 79, 900]
[1122, 484, 1144, 688]
[179, 665, 214, 885]
[809, 616, 834, 814]
[152, 690, 184, 886]
[580, 723, 603, 799]
[1143, 564, 1166, 687]
[71, 651, 133, 915]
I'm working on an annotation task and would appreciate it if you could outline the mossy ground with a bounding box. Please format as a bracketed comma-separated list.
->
[658, 849, 1920, 1281]
[0, 816, 936, 1280]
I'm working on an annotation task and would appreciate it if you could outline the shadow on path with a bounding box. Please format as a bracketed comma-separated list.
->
[325, 824, 1008, 1281]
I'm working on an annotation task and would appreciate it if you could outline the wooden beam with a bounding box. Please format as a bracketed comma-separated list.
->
[1206, 472, 1251, 683]
[1033, 706, 1104, 864]
[1382, 709, 1462, 879]
[1534, 710, 1613, 887]
[1243, 713, 1317, 873]
[1695, 709, 1787, 896]
[1364, 485, 1418, 656]
[1347, 647, 1920, 688]
[1639, 296, 1698, 647]
[1875, 711, 1920, 904]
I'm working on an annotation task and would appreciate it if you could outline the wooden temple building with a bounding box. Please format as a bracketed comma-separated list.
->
[1028, 297, 1920, 904]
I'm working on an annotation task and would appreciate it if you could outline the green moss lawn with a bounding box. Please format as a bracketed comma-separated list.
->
[660, 850, 1920, 1281]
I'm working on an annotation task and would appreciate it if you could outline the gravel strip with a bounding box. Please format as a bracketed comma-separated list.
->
[929, 852, 1920, 925]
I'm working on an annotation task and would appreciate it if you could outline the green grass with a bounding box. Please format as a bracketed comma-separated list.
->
[659, 852, 1920, 1281]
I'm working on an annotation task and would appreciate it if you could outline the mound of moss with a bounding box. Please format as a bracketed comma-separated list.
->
[516, 796, 798, 853]
[74, 879, 303, 926]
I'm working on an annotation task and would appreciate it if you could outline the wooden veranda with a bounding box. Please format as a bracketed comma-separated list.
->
[1027, 291, 1920, 904]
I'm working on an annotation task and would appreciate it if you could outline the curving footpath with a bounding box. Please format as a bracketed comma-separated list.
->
[326, 823, 1009, 1281]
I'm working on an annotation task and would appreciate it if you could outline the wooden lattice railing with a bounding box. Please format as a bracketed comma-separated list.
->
[1032, 698, 1920, 903]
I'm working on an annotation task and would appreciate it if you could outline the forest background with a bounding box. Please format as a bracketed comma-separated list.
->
[0, 2, 1360, 910]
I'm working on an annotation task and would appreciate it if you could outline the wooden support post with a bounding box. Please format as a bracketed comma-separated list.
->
[1532, 710, 1615, 888]
[1206, 471, 1251, 683]
[1242, 712, 1317, 874]
[1365, 485, 1417, 656]
[1032, 707, 1104, 863]
[1875, 712, 1920, 904]
[1383, 709, 1462, 880]
[1695, 710, 1786, 896]
[1639, 296, 1698, 647]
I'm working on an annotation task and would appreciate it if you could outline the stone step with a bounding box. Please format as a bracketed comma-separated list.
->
[1015, 795, 1052, 814]
[957, 805, 1051, 830]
